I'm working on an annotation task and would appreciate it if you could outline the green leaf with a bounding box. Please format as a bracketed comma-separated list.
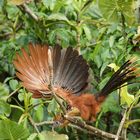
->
[47, 98, 59, 115]
[18, 89, 25, 102]
[100, 62, 108, 77]
[0, 100, 11, 116]
[42, 0, 57, 10]
[0, 83, 9, 101]
[117, 0, 135, 25]
[109, 36, 115, 48]
[128, 133, 138, 140]
[27, 133, 38, 140]
[34, 105, 44, 122]
[82, 24, 92, 41]
[99, 76, 110, 90]
[47, 13, 68, 22]
[98, 0, 119, 22]
[98, 0, 135, 25]
[102, 93, 120, 113]
[120, 85, 134, 107]
[108, 63, 119, 71]
[0, 119, 29, 140]
[47, 13, 74, 27]
[9, 79, 19, 90]
[38, 131, 68, 140]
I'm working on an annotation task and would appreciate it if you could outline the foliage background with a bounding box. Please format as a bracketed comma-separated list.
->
[0, 0, 140, 139]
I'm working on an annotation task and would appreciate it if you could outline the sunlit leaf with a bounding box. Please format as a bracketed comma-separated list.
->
[119, 0, 135, 25]
[108, 63, 119, 71]
[8, 0, 32, 5]
[133, 26, 140, 45]
[9, 0, 25, 5]
[27, 133, 38, 140]
[120, 84, 134, 106]
[98, 0, 119, 22]
[98, 0, 135, 25]
[38, 131, 69, 140]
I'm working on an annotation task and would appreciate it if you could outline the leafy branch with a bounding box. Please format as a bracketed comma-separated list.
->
[18, 4, 39, 22]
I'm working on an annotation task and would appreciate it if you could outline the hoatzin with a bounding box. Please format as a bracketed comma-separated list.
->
[13, 44, 140, 121]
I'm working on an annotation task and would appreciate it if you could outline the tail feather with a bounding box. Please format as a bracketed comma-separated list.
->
[53, 47, 89, 94]
[63, 51, 79, 87]
[14, 54, 40, 82]
[54, 49, 67, 86]
[52, 45, 61, 83]
[64, 55, 86, 89]
[96, 59, 140, 100]
[58, 48, 74, 86]
[13, 44, 89, 98]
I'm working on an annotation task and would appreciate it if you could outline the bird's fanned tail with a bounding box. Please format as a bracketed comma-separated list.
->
[13, 44, 89, 98]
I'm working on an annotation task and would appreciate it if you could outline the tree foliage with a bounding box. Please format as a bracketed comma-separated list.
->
[0, 0, 140, 139]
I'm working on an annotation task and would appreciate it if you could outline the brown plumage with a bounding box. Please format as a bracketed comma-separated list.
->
[13, 43, 140, 121]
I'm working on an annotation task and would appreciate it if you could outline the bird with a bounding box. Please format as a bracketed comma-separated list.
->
[13, 43, 140, 121]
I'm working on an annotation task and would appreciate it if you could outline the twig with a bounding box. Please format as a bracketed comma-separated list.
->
[69, 124, 96, 135]
[115, 109, 127, 140]
[28, 115, 40, 133]
[10, 104, 25, 112]
[7, 87, 21, 99]
[65, 116, 123, 140]
[53, 93, 67, 114]
[35, 121, 54, 126]
[28, 100, 51, 112]
[18, 113, 27, 124]
[47, 91, 123, 139]
[18, 4, 39, 21]
[51, 92, 122, 139]
[125, 119, 140, 127]
[121, 96, 140, 140]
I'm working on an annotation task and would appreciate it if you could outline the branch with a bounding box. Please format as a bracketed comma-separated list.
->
[28, 100, 51, 112]
[7, 87, 21, 99]
[28, 115, 40, 133]
[65, 116, 123, 140]
[35, 121, 54, 126]
[69, 124, 96, 135]
[51, 92, 123, 139]
[10, 104, 24, 112]
[18, 4, 39, 22]
[115, 109, 127, 140]
[125, 119, 140, 127]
